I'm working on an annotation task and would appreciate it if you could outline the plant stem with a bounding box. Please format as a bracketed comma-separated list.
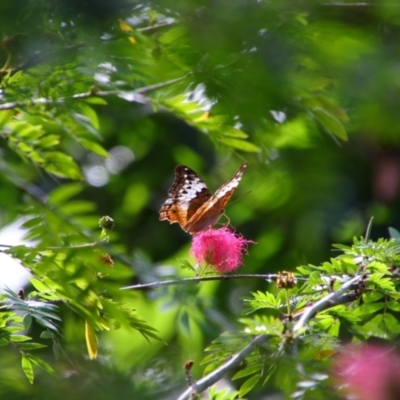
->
[121, 274, 281, 290]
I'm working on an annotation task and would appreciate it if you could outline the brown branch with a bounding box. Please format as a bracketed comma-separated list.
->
[293, 275, 362, 336]
[177, 274, 363, 400]
[177, 335, 269, 400]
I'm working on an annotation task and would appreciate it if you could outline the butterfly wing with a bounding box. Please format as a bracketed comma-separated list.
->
[184, 162, 248, 234]
[159, 165, 212, 230]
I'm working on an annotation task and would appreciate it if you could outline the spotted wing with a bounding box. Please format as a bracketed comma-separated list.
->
[184, 162, 248, 234]
[159, 165, 212, 230]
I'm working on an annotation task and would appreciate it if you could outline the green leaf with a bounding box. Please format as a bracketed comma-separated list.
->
[3, 327, 23, 334]
[60, 200, 96, 215]
[369, 276, 395, 291]
[30, 151, 46, 163]
[48, 182, 84, 205]
[222, 128, 249, 138]
[44, 152, 82, 180]
[362, 292, 384, 303]
[27, 355, 56, 375]
[29, 278, 50, 292]
[209, 387, 240, 400]
[79, 139, 109, 158]
[17, 343, 47, 350]
[0, 110, 14, 128]
[368, 261, 390, 273]
[389, 227, 400, 243]
[35, 316, 58, 331]
[243, 291, 282, 313]
[21, 355, 34, 384]
[16, 141, 34, 153]
[218, 137, 261, 152]
[13, 122, 44, 139]
[296, 265, 318, 274]
[40, 331, 53, 339]
[312, 108, 348, 141]
[21, 218, 42, 229]
[356, 303, 385, 316]
[328, 319, 340, 336]
[0, 338, 9, 347]
[296, 12, 308, 26]
[239, 374, 260, 397]
[386, 301, 400, 311]
[33, 308, 61, 322]
[45, 163, 83, 180]
[316, 95, 349, 122]
[79, 103, 100, 130]
[37, 135, 60, 148]
[209, 386, 217, 399]
[382, 313, 399, 334]
[23, 314, 32, 331]
[84, 97, 108, 105]
[232, 364, 261, 380]
[10, 335, 31, 342]
[315, 315, 334, 330]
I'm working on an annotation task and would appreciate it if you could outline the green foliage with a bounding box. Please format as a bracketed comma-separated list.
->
[195, 236, 400, 397]
[0, 181, 162, 382]
[1, 1, 400, 399]
[208, 386, 243, 400]
[0, 288, 58, 383]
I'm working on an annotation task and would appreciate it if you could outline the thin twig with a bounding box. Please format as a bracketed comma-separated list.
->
[322, 2, 400, 7]
[137, 22, 177, 34]
[120, 274, 280, 290]
[0, 242, 99, 250]
[100, 22, 177, 42]
[0, 76, 187, 111]
[365, 216, 374, 242]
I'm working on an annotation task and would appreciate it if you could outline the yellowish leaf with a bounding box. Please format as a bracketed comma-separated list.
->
[118, 19, 132, 32]
[193, 111, 211, 122]
[118, 19, 136, 44]
[85, 320, 98, 360]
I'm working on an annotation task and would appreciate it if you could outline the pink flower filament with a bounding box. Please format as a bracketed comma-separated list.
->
[332, 344, 400, 400]
[190, 228, 252, 273]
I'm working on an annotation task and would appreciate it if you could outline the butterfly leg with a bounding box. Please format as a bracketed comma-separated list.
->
[218, 213, 232, 230]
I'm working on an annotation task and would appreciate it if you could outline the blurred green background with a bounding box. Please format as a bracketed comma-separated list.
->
[1, 0, 400, 399]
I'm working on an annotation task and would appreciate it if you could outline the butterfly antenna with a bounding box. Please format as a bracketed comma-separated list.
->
[226, 190, 252, 208]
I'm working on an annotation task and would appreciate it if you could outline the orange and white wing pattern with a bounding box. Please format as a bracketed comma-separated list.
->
[159, 162, 248, 234]
[159, 165, 212, 230]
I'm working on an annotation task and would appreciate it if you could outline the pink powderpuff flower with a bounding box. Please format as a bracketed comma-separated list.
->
[332, 344, 400, 400]
[190, 228, 252, 273]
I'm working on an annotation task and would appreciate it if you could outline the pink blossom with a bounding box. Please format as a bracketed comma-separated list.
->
[332, 344, 400, 400]
[190, 228, 252, 273]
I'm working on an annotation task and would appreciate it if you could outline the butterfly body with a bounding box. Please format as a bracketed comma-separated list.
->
[159, 163, 247, 234]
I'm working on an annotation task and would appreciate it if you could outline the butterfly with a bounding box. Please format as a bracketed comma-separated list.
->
[159, 162, 248, 234]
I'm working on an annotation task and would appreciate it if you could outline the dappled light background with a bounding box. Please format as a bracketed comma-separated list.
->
[1, 1, 400, 399]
